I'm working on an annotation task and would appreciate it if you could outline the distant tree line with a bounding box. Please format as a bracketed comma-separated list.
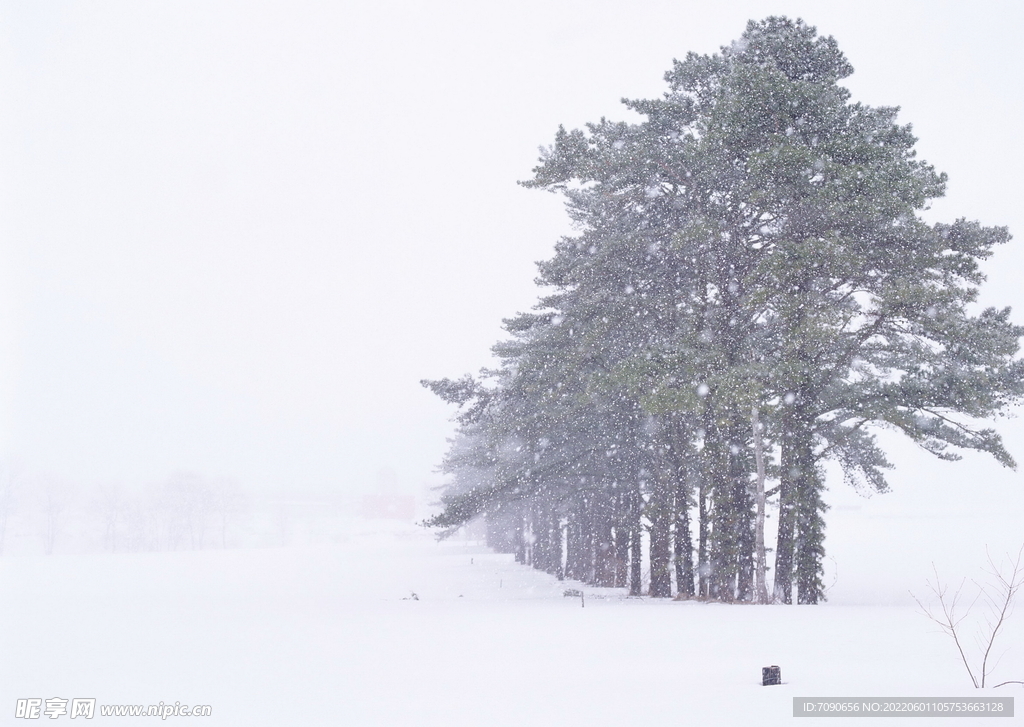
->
[423, 18, 1024, 604]
[0, 468, 249, 555]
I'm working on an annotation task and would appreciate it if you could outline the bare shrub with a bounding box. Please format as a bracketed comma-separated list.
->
[911, 545, 1024, 689]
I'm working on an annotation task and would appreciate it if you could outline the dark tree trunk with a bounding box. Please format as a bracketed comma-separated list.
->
[550, 508, 564, 580]
[796, 445, 827, 604]
[485, 510, 517, 554]
[484, 516, 495, 551]
[613, 525, 630, 588]
[566, 496, 590, 581]
[774, 410, 803, 604]
[732, 437, 756, 603]
[531, 503, 545, 573]
[564, 513, 580, 580]
[582, 496, 596, 584]
[629, 488, 643, 596]
[593, 507, 616, 587]
[565, 507, 581, 581]
[669, 418, 695, 598]
[735, 503, 755, 601]
[538, 504, 548, 571]
[705, 416, 738, 601]
[514, 508, 527, 565]
[649, 514, 672, 597]
[648, 466, 673, 597]
[674, 489, 695, 598]
[708, 500, 736, 601]
[697, 479, 709, 599]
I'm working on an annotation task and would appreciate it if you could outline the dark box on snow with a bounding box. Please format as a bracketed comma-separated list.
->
[762, 665, 781, 686]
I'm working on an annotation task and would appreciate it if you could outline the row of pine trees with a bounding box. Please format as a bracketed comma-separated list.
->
[424, 18, 1024, 604]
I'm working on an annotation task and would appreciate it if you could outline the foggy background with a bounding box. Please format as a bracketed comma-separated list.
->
[1, 1, 1022, 597]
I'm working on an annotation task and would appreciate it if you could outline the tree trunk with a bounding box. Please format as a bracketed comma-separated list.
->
[751, 406, 769, 603]
[674, 488, 695, 598]
[629, 488, 643, 596]
[565, 498, 587, 581]
[649, 513, 672, 597]
[667, 417, 696, 598]
[514, 508, 527, 565]
[796, 449, 827, 604]
[550, 509, 564, 580]
[697, 478, 709, 599]
[533, 502, 549, 572]
[774, 411, 802, 604]
[733, 439, 755, 603]
[773, 402, 828, 605]
[613, 525, 630, 588]
[594, 508, 616, 587]
[705, 417, 737, 601]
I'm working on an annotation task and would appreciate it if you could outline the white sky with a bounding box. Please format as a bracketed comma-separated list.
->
[2, 0, 1023, 517]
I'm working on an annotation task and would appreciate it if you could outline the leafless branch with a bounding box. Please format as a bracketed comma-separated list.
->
[978, 545, 1024, 687]
[912, 546, 1024, 689]
[911, 565, 980, 688]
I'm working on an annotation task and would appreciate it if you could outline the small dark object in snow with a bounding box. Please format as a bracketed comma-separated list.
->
[402, 592, 419, 601]
[563, 589, 583, 597]
[762, 665, 781, 686]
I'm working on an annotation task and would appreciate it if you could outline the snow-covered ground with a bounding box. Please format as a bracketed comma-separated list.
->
[2, 519, 1020, 726]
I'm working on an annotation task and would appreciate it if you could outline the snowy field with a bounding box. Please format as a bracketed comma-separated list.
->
[5, 4, 1024, 726]
[2, 518, 1021, 727]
